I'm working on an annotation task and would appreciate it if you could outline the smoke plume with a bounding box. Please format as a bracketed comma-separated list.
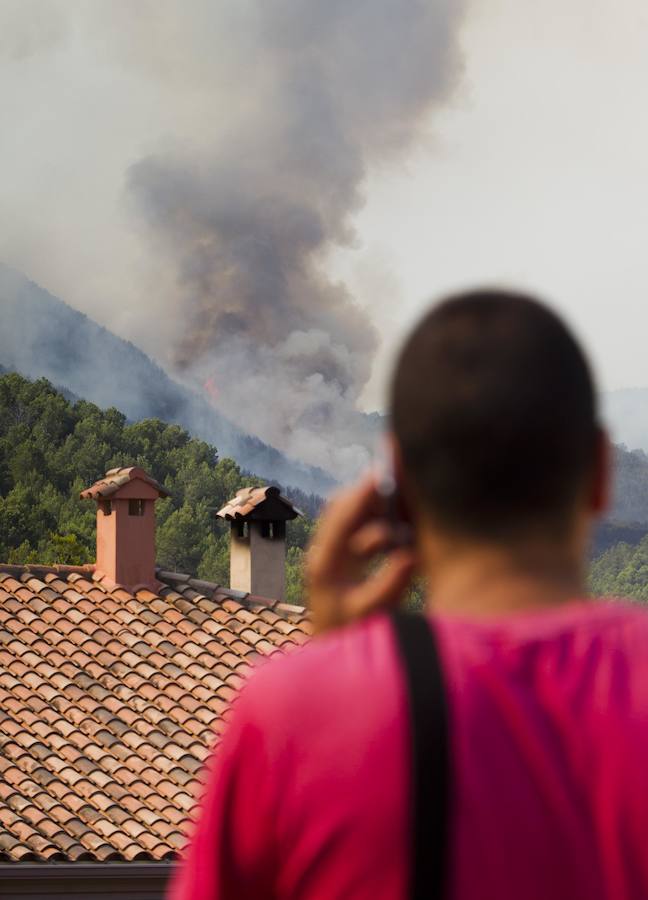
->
[124, 0, 466, 478]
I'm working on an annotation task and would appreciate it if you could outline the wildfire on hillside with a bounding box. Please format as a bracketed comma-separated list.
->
[203, 375, 220, 405]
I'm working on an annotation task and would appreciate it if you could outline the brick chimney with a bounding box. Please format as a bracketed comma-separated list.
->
[217, 486, 301, 602]
[81, 467, 169, 591]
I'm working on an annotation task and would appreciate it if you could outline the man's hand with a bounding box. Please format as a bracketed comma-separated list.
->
[306, 475, 418, 635]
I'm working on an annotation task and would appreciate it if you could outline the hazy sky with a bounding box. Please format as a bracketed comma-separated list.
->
[336, 0, 648, 406]
[2, 0, 648, 415]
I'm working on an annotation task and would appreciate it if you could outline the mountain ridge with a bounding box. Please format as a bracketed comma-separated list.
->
[5, 263, 648, 524]
[0, 264, 335, 496]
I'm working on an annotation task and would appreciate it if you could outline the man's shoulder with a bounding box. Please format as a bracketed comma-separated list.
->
[239, 612, 400, 730]
[563, 600, 648, 645]
[590, 600, 648, 658]
[439, 600, 648, 659]
[440, 600, 648, 705]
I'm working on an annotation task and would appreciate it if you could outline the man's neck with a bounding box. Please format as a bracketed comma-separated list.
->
[421, 539, 587, 618]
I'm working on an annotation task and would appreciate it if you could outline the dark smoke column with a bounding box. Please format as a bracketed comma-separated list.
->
[128, 0, 466, 480]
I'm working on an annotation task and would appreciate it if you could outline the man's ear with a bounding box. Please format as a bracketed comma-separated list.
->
[387, 433, 415, 521]
[590, 427, 611, 516]
[387, 432, 406, 490]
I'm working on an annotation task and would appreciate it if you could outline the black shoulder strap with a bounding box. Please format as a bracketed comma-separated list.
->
[390, 610, 450, 900]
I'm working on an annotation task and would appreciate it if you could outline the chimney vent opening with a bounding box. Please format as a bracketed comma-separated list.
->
[235, 521, 249, 540]
[129, 499, 146, 517]
[261, 521, 285, 540]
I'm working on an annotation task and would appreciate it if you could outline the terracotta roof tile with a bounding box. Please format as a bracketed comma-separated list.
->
[80, 467, 170, 501]
[216, 485, 302, 520]
[0, 562, 311, 864]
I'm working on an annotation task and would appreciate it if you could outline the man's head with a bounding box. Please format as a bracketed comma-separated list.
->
[391, 289, 606, 545]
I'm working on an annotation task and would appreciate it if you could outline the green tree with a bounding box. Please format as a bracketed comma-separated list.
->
[156, 502, 210, 574]
[0, 371, 315, 605]
[590, 536, 648, 601]
[285, 546, 306, 606]
[39, 533, 91, 566]
[197, 532, 230, 585]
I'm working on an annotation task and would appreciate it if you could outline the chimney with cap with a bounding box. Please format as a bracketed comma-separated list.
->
[81, 467, 169, 591]
[217, 486, 301, 602]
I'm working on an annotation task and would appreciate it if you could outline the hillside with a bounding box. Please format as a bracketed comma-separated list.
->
[6, 371, 648, 604]
[0, 264, 335, 496]
[5, 262, 648, 557]
[0, 372, 317, 604]
[590, 536, 648, 601]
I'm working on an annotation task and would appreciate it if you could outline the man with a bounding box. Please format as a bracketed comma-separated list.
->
[171, 290, 648, 899]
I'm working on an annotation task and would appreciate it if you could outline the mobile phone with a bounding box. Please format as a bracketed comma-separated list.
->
[373, 438, 414, 547]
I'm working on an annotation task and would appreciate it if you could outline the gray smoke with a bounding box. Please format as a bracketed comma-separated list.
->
[124, 0, 466, 478]
[0, 0, 466, 479]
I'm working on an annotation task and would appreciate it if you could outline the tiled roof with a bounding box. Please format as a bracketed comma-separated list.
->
[80, 467, 169, 500]
[0, 563, 310, 863]
[217, 485, 302, 520]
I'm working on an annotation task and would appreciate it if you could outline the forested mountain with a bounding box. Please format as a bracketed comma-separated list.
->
[589, 446, 648, 598]
[0, 372, 318, 605]
[7, 262, 648, 511]
[590, 538, 648, 601]
[0, 264, 334, 496]
[5, 371, 648, 604]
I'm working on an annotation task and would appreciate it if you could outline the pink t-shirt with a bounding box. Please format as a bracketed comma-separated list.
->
[170, 601, 648, 900]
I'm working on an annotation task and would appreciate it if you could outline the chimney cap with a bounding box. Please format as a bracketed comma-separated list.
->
[217, 485, 302, 522]
[80, 466, 170, 501]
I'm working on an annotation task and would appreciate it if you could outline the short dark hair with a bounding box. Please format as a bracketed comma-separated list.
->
[391, 290, 599, 539]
